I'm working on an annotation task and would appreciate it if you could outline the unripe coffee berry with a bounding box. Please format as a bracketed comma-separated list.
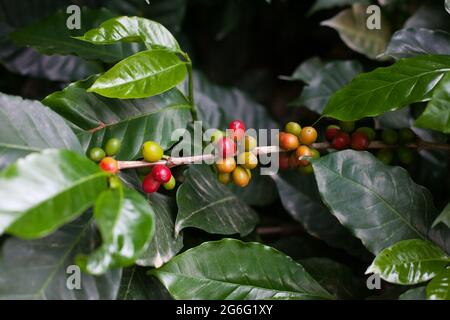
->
[232, 166, 251, 187]
[355, 127, 376, 141]
[325, 125, 341, 142]
[163, 176, 176, 190]
[298, 164, 314, 175]
[310, 148, 320, 160]
[142, 174, 161, 193]
[228, 120, 246, 141]
[218, 172, 232, 185]
[377, 148, 394, 165]
[284, 122, 302, 136]
[142, 141, 164, 162]
[351, 132, 370, 151]
[151, 165, 172, 183]
[382, 129, 398, 145]
[398, 128, 415, 144]
[331, 132, 350, 150]
[99, 157, 119, 174]
[215, 157, 236, 174]
[104, 138, 122, 156]
[300, 127, 318, 145]
[216, 137, 236, 158]
[210, 130, 225, 143]
[89, 147, 106, 162]
[295, 145, 313, 167]
[339, 121, 355, 133]
[279, 132, 299, 151]
[397, 146, 413, 165]
[244, 135, 257, 151]
[237, 152, 258, 169]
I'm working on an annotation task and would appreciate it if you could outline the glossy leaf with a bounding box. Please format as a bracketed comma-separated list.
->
[384, 28, 450, 60]
[279, 56, 323, 82]
[321, 4, 391, 59]
[398, 287, 426, 300]
[0, 150, 107, 238]
[313, 150, 450, 254]
[77, 188, 155, 275]
[404, 3, 450, 31]
[42, 76, 192, 160]
[150, 239, 334, 300]
[0, 214, 122, 299]
[76, 16, 180, 51]
[0, 93, 82, 169]
[323, 55, 450, 121]
[118, 266, 172, 300]
[426, 268, 450, 300]
[137, 193, 183, 268]
[415, 73, 450, 134]
[433, 203, 450, 229]
[175, 165, 259, 236]
[366, 239, 450, 285]
[88, 49, 187, 99]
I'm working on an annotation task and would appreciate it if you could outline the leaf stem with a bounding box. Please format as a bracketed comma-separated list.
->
[182, 52, 198, 121]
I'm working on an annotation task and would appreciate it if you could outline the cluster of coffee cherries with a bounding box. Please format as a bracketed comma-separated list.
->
[89, 138, 122, 174]
[278, 122, 320, 175]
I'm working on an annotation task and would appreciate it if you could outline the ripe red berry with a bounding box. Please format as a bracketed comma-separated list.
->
[279, 132, 299, 151]
[331, 132, 350, 150]
[325, 125, 341, 142]
[351, 132, 370, 151]
[216, 137, 236, 158]
[279, 153, 290, 170]
[151, 165, 172, 183]
[228, 120, 246, 141]
[99, 157, 119, 174]
[142, 174, 161, 193]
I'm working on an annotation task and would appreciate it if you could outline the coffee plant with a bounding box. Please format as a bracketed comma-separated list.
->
[0, 0, 449, 300]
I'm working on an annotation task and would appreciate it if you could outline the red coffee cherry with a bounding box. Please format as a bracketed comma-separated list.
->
[279, 153, 290, 170]
[331, 132, 350, 150]
[228, 120, 246, 141]
[142, 174, 161, 193]
[216, 137, 236, 158]
[351, 132, 370, 151]
[99, 157, 119, 174]
[151, 165, 172, 183]
[279, 132, 300, 151]
[325, 125, 341, 142]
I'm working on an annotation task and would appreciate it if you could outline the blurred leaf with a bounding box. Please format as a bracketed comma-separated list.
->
[404, 3, 450, 31]
[321, 4, 391, 59]
[88, 50, 188, 99]
[279, 56, 323, 82]
[313, 150, 450, 254]
[308, 0, 369, 15]
[433, 203, 450, 229]
[426, 268, 450, 300]
[77, 188, 155, 275]
[175, 165, 259, 237]
[151, 239, 334, 300]
[398, 286, 426, 300]
[137, 193, 183, 268]
[366, 239, 450, 285]
[0, 93, 82, 169]
[0, 150, 107, 239]
[0, 214, 122, 299]
[118, 266, 172, 300]
[323, 55, 450, 121]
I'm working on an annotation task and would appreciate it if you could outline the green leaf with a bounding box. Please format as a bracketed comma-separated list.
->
[279, 56, 323, 82]
[366, 239, 450, 285]
[415, 73, 450, 134]
[398, 287, 426, 300]
[433, 203, 450, 229]
[0, 149, 107, 239]
[136, 193, 183, 268]
[321, 4, 391, 59]
[384, 28, 450, 60]
[308, 0, 369, 15]
[42, 76, 192, 160]
[88, 49, 188, 99]
[404, 3, 450, 31]
[0, 214, 122, 299]
[175, 165, 259, 237]
[323, 55, 450, 121]
[290, 60, 363, 113]
[426, 268, 450, 300]
[77, 188, 155, 275]
[76, 16, 180, 51]
[312, 150, 450, 254]
[10, 7, 143, 63]
[228, 169, 278, 206]
[0, 93, 82, 169]
[118, 266, 172, 300]
[150, 239, 334, 300]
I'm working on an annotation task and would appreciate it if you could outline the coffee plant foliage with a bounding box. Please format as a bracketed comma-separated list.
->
[0, 0, 449, 300]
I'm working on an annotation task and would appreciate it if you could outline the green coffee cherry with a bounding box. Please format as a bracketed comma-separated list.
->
[89, 147, 106, 162]
[397, 146, 413, 165]
[244, 136, 257, 151]
[339, 121, 355, 133]
[309, 148, 320, 160]
[355, 127, 376, 141]
[163, 176, 176, 190]
[381, 129, 398, 145]
[211, 130, 225, 143]
[105, 138, 122, 156]
[398, 128, 415, 144]
[142, 141, 164, 162]
[377, 148, 394, 165]
[298, 165, 314, 175]
[109, 176, 122, 189]
[284, 122, 302, 136]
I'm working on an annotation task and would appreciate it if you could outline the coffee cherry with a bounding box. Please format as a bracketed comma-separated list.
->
[89, 147, 106, 162]
[104, 138, 122, 156]
[279, 153, 290, 170]
[351, 132, 370, 151]
[300, 127, 318, 145]
[151, 165, 172, 183]
[377, 148, 394, 165]
[142, 174, 161, 193]
[298, 165, 314, 175]
[279, 132, 299, 151]
[215, 157, 236, 173]
[211, 130, 225, 143]
[289, 153, 301, 168]
[397, 146, 413, 165]
[310, 148, 320, 160]
[325, 125, 341, 142]
[237, 152, 258, 169]
[228, 120, 246, 141]
[108, 175, 122, 189]
[295, 145, 313, 167]
[382, 129, 398, 145]
[232, 166, 251, 187]
[399, 128, 416, 144]
[331, 132, 350, 150]
[218, 172, 232, 185]
[99, 157, 119, 174]
[216, 137, 236, 158]
[244, 135, 257, 151]
[284, 122, 302, 136]
[142, 141, 164, 162]
[356, 127, 376, 141]
[339, 121, 355, 133]
[163, 176, 176, 190]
